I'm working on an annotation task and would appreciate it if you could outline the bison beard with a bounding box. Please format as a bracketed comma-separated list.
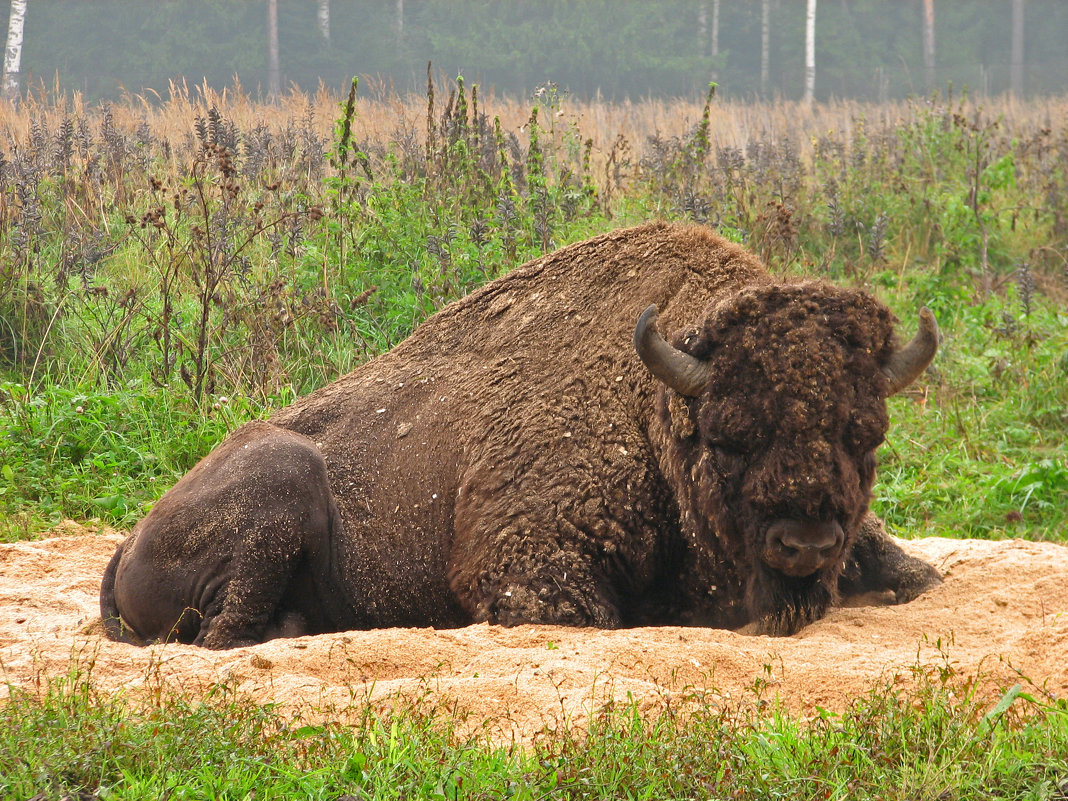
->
[101, 222, 942, 648]
[747, 564, 834, 637]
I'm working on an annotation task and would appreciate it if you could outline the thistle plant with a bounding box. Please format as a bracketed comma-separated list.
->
[866, 211, 890, 263]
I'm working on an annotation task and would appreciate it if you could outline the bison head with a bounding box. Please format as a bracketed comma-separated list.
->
[635, 283, 937, 634]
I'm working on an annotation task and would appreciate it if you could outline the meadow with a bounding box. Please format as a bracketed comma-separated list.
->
[1, 78, 1067, 797]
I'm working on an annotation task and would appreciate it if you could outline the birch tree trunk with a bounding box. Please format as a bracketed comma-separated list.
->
[2, 0, 27, 103]
[761, 0, 770, 96]
[267, 0, 280, 101]
[710, 0, 720, 82]
[923, 0, 935, 92]
[317, 0, 330, 42]
[804, 0, 816, 105]
[697, 2, 706, 55]
[396, 0, 404, 37]
[1011, 0, 1025, 95]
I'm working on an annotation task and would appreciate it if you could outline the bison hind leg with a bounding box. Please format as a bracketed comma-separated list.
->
[263, 611, 308, 641]
[195, 524, 328, 650]
[192, 428, 342, 649]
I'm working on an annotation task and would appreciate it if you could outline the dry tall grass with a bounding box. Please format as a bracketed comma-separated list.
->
[3, 79, 1065, 170]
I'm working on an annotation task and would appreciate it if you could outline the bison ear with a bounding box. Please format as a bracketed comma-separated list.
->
[881, 307, 939, 394]
[633, 305, 713, 397]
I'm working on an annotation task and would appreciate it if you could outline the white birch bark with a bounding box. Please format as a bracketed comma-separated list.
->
[710, 0, 720, 82]
[761, 0, 770, 95]
[317, 0, 330, 41]
[1011, 0, 1025, 95]
[2, 0, 27, 102]
[697, 2, 706, 54]
[804, 0, 816, 105]
[267, 0, 280, 101]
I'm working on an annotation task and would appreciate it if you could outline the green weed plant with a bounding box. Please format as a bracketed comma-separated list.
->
[0, 84, 1066, 541]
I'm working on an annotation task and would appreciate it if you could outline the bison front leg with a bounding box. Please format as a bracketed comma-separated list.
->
[486, 549, 620, 628]
[838, 513, 942, 604]
[449, 516, 623, 629]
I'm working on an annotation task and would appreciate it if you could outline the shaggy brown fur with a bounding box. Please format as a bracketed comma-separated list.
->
[101, 222, 941, 648]
[654, 285, 899, 633]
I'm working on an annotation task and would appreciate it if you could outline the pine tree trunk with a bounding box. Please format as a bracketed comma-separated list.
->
[923, 0, 936, 92]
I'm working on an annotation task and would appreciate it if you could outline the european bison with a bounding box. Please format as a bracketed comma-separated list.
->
[100, 222, 942, 648]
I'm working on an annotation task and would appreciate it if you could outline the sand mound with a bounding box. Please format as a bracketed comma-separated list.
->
[3, 525, 1067, 742]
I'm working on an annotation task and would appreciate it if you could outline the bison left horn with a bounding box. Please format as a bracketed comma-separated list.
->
[633, 305, 713, 397]
[882, 307, 939, 394]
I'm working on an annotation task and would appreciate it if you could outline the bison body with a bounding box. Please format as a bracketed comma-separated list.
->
[101, 222, 941, 648]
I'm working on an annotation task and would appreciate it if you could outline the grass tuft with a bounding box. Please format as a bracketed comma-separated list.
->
[1, 659, 1066, 799]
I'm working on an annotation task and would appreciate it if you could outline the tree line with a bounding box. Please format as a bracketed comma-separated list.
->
[3, 0, 1066, 103]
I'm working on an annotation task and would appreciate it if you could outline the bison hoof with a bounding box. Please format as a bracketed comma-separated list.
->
[198, 627, 264, 650]
[892, 558, 943, 604]
[483, 582, 619, 628]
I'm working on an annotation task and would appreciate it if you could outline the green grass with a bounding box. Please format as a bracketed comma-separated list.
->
[2, 662, 1066, 800]
[872, 294, 1068, 539]
[0, 380, 278, 539]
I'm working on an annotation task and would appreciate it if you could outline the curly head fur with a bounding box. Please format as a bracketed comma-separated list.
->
[657, 281, 899, 634]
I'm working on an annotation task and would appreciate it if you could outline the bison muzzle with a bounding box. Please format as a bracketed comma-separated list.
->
[101, 222, 942, 648]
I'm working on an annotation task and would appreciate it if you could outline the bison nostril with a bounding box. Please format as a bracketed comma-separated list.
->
[779, 529, 840, 553]
[764, 520, 845, 576]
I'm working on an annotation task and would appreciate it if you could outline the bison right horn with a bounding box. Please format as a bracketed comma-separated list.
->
[633, 305, 714, 397]
[882, 307, 939, 395]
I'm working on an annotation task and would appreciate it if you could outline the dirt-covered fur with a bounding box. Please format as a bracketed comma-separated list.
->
[101, 222, 942, 648]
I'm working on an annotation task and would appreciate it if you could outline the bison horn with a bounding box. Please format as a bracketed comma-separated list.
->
[882, 307, 939, 394]
[633, 305, 714, 397]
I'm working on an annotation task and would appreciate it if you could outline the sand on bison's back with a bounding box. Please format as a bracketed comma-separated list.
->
[2, 522, 1068, 742]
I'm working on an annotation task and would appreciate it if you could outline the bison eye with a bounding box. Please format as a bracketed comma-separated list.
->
[846, 421, 885, 453]
[706, 438, 746, 459]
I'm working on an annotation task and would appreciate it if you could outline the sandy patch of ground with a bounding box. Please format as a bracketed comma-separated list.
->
[2, 525, 1067, 742]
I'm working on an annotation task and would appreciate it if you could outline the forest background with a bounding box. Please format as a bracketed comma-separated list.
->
[3, 0, 1068, 103]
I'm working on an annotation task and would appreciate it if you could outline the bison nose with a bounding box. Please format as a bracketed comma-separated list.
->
[763, 519, 845, 577]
